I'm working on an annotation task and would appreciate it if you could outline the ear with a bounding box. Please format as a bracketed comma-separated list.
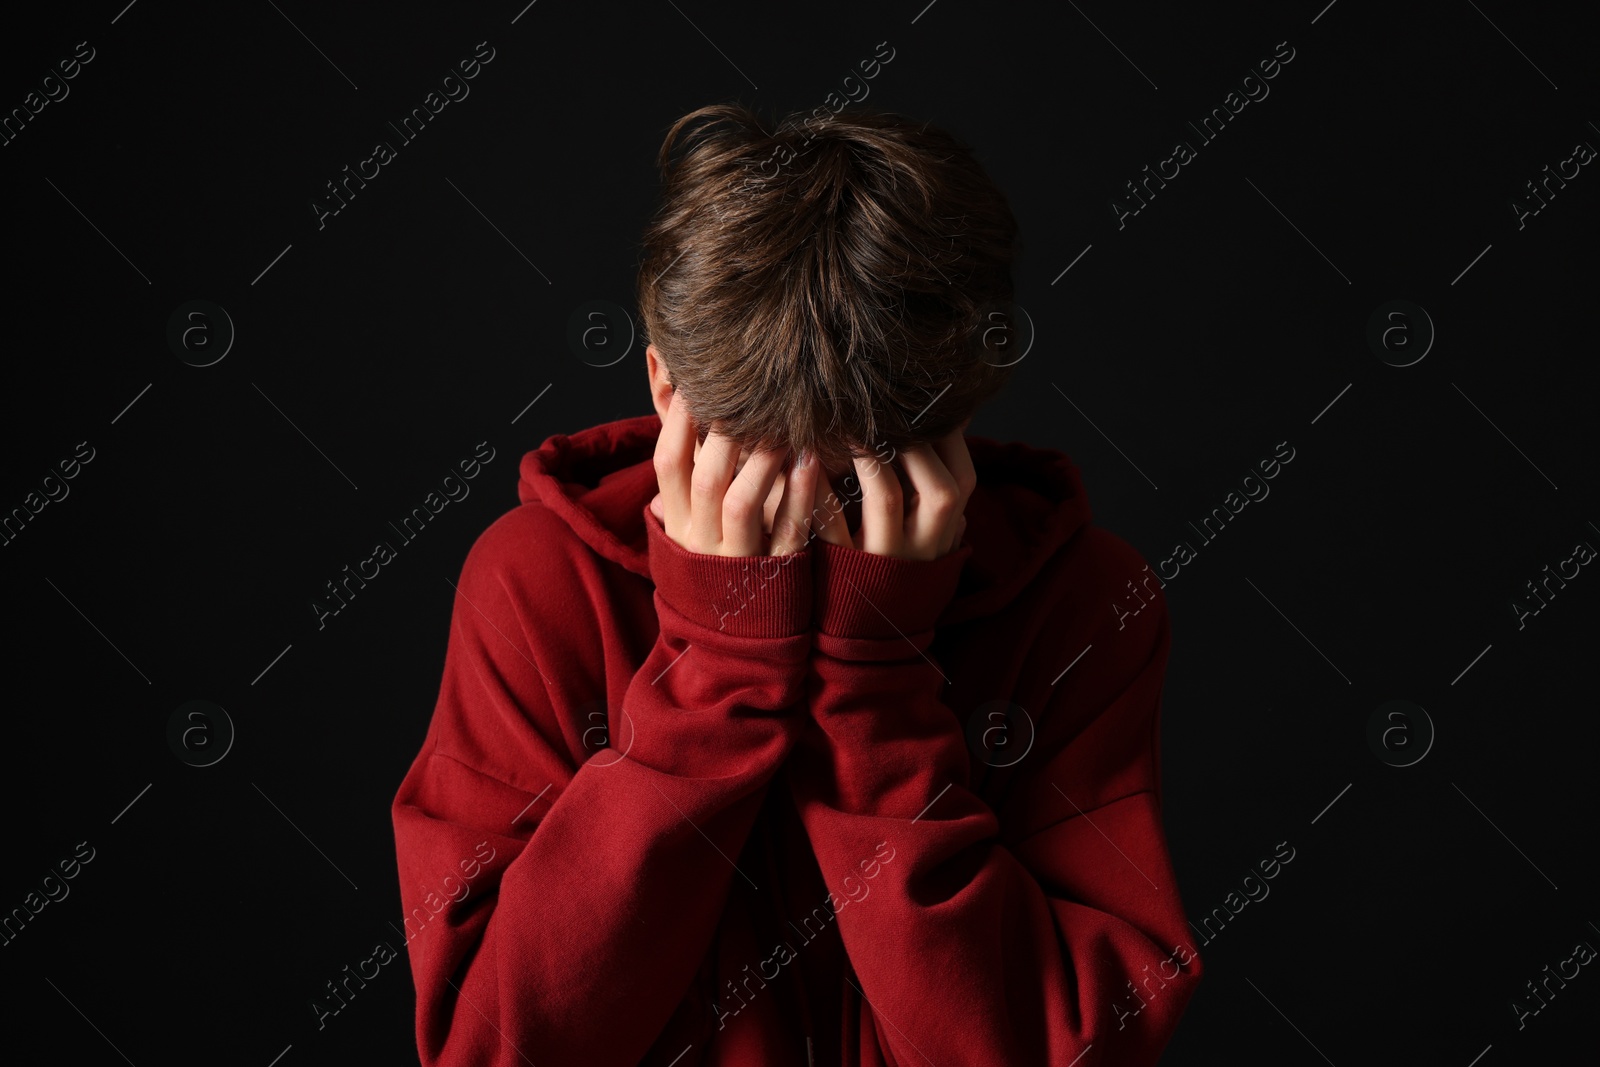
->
[646, 343, 673, 422]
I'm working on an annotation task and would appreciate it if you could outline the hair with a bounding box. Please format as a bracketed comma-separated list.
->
[636, 102, 1022, 473]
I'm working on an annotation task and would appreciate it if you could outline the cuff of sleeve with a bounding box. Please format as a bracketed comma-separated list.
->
[812, 539, 973, 639]
[643, 504, 812, 638]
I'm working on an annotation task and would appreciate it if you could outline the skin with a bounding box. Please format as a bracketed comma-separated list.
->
[645, 343, 974, 560]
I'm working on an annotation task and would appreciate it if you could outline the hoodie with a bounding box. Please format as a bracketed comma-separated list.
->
[390, 413, 1202, 1066]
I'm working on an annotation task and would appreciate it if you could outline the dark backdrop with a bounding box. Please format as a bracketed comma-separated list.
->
[3, 1, 1595, 1064]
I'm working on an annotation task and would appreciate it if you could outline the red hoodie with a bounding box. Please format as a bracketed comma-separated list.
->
[391, 413, 1201, 1067]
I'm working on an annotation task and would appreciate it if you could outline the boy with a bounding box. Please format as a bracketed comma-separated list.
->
[392, 103, 1201, 1066]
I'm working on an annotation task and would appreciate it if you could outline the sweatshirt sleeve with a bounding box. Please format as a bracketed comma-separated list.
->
[391, 502, 814, 1067]
[784, 528, 1201, 1066]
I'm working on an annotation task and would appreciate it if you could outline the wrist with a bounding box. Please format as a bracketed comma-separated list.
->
[811, 539, 971, 640]
[645, 504, 812, 638]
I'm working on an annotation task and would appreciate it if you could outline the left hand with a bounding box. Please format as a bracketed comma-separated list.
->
[812, 422, 975, 561]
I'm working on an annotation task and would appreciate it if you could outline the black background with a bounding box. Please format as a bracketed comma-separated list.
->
[2, 1, 1596, 1064]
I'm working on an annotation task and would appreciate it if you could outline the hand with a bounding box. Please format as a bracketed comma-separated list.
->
[649, 389, 821, 556]
[812, 423, 975, 561]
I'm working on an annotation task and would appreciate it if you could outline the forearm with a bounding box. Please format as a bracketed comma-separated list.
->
[787, 542, 1197, 1065]
[395, 509, 816, 1066]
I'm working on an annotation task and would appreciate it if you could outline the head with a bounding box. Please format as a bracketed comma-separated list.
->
[637, 102, 1021, 489]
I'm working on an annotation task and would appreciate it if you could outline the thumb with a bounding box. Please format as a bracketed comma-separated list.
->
[649, 492, 663, 520]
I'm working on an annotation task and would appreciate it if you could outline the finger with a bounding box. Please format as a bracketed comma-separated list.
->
[769, 451, 821, 555]
[690, 429, 739, 552]
[812, 468, 854, 548]
[931, 422, 978, 512]
[930, 424, 977, 556]
[653, 390, 695, 541]
[761, 466, 787, 540]
[897, 444, 960, 560]
[722, 446, 788, 556]
[853, 453, 903, 558]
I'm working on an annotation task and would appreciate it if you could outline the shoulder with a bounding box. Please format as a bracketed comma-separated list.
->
[459, 500, 590, 590]
[1060, 523, 1153, 582]
[427, 504, 592, 785]
[1032, 524, 1173, 798]
[1043, 522, 1171, 672]
[450, 501, 602, 639]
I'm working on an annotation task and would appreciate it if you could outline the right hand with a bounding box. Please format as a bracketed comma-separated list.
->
[651, 389, 821, 557]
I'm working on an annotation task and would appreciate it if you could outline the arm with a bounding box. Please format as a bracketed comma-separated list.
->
[392, 392, 826, 1067]
[390, 503, 813, 1067]
[790, 445, 1200, 1066]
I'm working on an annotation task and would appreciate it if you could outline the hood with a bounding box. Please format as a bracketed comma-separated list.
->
[516, 413, 1093, 625]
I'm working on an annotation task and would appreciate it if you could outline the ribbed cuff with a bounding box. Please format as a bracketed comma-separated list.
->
[643, 505, 812, 638]
[812, 540, 972, 639]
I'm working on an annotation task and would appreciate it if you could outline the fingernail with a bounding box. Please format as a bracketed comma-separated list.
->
[795, 449, 812, 469]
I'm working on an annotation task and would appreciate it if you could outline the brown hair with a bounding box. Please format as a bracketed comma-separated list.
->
[635, 102, 1021, 473]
